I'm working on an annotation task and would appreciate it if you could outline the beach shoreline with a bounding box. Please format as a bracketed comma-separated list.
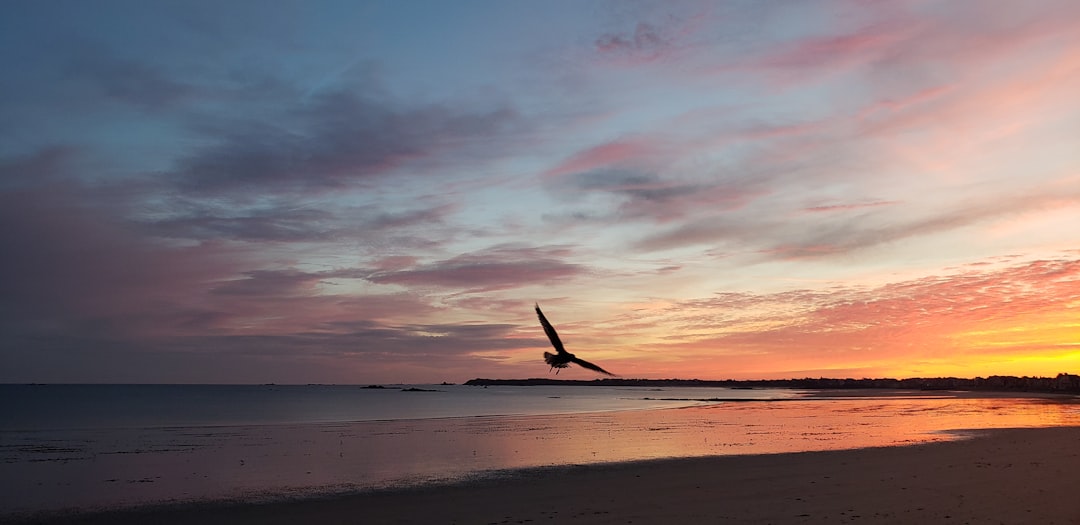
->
[10, 425, 1080, 525]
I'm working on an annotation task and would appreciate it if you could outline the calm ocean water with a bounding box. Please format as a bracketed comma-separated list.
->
[0, 384, 794, 431]
[2, 384, 1079, 515]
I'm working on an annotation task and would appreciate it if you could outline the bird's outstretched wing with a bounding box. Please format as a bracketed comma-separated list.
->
[535, 304, 567, 355]
[570, 357, 616, 376]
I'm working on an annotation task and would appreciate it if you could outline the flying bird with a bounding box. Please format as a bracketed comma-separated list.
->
[535, 303, 616, 376]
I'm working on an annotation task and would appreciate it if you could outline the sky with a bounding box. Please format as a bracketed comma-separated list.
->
[1, 0, 1078, 384]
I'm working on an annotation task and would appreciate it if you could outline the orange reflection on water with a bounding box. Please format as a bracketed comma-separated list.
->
[465, 395, 1080, 468]
[6, 394, 1080, 513]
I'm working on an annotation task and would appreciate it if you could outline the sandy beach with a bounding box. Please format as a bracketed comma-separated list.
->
[16, 425, 1080, 525]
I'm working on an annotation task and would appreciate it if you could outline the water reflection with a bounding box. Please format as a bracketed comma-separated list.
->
[3, 394, 1078, 513]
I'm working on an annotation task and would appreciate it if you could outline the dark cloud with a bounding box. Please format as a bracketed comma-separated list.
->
[573, 169, 702, 202]
[0, 147, 78, 189]
[175, 321, 527, 359]
[449, 296, 537, 314]
[365, 245, 585, 292]
[144, 206, 338, 242]
[591, 6, 710, 67]
[66, 51, 198, 110]
[569, 169, 740, 221]
[364, 204, 455, 230]
[633, 215, 746, 252]
[0, 320, 535, 383]
[175, 89, 519, 195]
[211, 269, 316, 297]
[138, 196, 455, 243]
[0, 182, 245, 341]
[540, 128, 803, 229]
[596, 23, 669, 56]
[0, 186, 543, 381]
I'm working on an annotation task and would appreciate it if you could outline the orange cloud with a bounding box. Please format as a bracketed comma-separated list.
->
[575, 256, 1080, 380]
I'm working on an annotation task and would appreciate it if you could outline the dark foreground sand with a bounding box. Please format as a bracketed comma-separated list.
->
[13, 426, 1080, 525]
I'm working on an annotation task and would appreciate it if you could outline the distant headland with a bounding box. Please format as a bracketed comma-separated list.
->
[465, 373, 1080, 394]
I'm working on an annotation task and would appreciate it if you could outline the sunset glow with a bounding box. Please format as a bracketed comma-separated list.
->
[1, 1, 1078, 383]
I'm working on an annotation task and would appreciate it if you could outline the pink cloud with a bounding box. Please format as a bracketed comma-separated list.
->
[853, 85, 954, 122]
[695, 0, 1080, 109]
[542, 139, 657, 178]
[760, 24, 908, 70]
[370, 255, 420, 271]
[0, 186, 250, 340]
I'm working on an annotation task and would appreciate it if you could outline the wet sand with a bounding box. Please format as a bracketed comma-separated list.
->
[18, 425, 1080, 524]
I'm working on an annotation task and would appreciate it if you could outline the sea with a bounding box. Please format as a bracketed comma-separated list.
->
[2, 384, 1079, 516]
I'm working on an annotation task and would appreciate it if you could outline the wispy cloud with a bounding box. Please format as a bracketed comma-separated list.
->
[635, 176, 1080, 258]
[65, 49, 199, 111]
[0, 182, 246, 340]
[543, 139, 658, 179]
[141, 201, 455, 243]
[591, 7, 711, 67]
[364, 245, 585, 292]
[803, 201, 899, 213]
[596, 256, 1080, 378]
[175, 89, 520, 196]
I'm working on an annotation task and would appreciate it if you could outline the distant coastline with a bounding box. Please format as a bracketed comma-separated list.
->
[465, 373, 1080, 394]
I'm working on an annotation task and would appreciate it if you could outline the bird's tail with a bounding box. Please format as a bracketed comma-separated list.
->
[543, 352, 558, 366]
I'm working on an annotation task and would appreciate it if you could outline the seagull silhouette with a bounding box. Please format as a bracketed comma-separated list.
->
[535, 303, 615, 376]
